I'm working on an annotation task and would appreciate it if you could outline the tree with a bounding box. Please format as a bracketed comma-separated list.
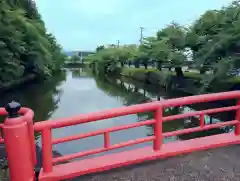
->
[169, 51, 186, 77]
[187, 0, 240, 91]
[0, 0, 66, 84]
[89, 0, 240, 86]
[127, 46, 141, 68]
[157, 22, 187, 76]
[149, 39, 171, 70]
[96, 45, 105, 52]
[69, 55, 81, 64]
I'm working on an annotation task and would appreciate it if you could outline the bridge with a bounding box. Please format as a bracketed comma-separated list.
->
[1, 91, 240, 181]
[64, 51, 94, 63]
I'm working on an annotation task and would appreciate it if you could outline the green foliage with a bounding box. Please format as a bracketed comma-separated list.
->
[69, 55, 81, 64]
[96, 45, 105, 52]
[186, 0, 240, 91]
[87, 0, 240, 92]
[0, 0, 66, 84]
[157, 22, 186, 50]
[86, 21, 187, 76]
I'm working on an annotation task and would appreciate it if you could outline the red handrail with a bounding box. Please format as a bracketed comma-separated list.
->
[163, 105, 240, 122]
[0, 108, 36, 162]
[52, 119, 155, 145]
[33, 91, 240, 175]
[34, 91, 240, 131]
[0, 124, 4, 143]
[2, 107, 36, 181]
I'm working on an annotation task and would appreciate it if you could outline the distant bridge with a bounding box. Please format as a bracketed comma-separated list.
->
[65, 51, 94, 62]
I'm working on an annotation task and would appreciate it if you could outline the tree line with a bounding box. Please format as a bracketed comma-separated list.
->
[0, 0, 66, 85]
[85, 0, 240, 86]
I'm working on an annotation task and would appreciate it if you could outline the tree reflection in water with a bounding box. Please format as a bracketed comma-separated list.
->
[0, 70, 67, 140]
[91, 72, 233, 142]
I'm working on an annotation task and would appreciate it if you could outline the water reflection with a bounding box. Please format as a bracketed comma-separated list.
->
[0, 71, 67, 141]
[0, 68, 235, 156]
[0, 71, 67, 122]
[92, 73, 234, 141]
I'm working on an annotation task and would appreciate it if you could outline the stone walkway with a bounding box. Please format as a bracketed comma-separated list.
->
[0, 144, 8, 181]
[0, 170, 8, 181]
[69, 145, 240, 181]
[1, 145, 240, 180]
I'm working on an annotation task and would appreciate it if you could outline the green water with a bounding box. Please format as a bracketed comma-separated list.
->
[0, 68, 234, 156]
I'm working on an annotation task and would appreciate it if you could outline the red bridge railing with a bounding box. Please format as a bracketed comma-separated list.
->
[0, 124, 4, 144]
[0, 106, 36, 181]
[2, 91, 240, 181]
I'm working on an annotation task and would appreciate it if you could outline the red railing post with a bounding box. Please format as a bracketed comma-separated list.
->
[42, 128, 53, 173]
[235, 99, 240, 135]
[0, 125, 4, 143]
[153, 107, 163, 151]
[200, 114, 205, 128]
[24, 110, 37, 165]
[4, 102, 35, 181]
[104, 132, 110, 148]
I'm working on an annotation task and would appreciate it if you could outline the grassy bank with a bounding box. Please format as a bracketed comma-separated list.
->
[121, 67, 240, 83]
[121, 67, 240, 94]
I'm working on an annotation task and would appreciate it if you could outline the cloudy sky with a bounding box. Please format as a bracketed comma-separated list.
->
[35, 0, 233, 51]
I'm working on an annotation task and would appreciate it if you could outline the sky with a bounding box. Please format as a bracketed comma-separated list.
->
[35, 0, 234, 51]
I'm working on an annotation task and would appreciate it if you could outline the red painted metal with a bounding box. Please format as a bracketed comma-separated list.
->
[34, 91, 240, 181]
[52, 119, 155, 145]
[39, 133, 240, 181]
[2, 91, 240, 181]
[153, 107, 162, 151]
[53, 136, 155, 164]
[199, 114, 205, 127]
[0, 107, 33, 116]
[163, 120, 239, 137]
[41, 128, 53, 173]
[24, 109, 37, 165]
[34, 91, 240, 131]
[0, 124, 4, 143]
[0, 108, 7, 115]
[3, 108, 35, 181]
[104, 132, 110, 148]
[0, 107, 36, 153]
[162, 105, 240, 122]
[235, 99, 240, 135]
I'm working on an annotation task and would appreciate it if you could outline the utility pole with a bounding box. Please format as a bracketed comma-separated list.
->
[140, 27, 144, 44]
[80, 52, 83, 64]
[117, 40, 120, 48]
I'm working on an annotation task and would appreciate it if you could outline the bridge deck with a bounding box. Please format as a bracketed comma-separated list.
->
[68, 144, 240, 181]
[37, 132, 240, 181]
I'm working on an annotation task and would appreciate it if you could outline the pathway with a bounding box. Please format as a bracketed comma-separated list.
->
[70, 145, 240, 181]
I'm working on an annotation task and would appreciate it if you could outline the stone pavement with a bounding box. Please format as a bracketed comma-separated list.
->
[69, 145, 240, 181]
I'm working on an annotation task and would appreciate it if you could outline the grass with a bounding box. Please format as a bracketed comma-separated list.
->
[181, 72, 202, 79]
[122, 67, 201, 78]
[225, 76, 240, 83]
[122, 67, 158, 74]
[121, 67, 240, 84]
